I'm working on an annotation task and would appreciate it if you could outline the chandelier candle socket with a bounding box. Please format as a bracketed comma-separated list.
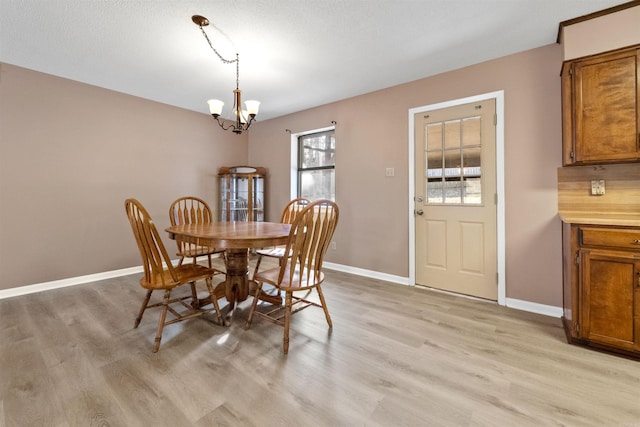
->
[192, 15, 260, 134]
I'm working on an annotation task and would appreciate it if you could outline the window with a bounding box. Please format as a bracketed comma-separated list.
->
[297, 129, 335, 201]
[426, 116, 482, 205]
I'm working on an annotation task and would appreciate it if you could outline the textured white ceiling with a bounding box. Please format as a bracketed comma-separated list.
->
[0, 0, 625, 120]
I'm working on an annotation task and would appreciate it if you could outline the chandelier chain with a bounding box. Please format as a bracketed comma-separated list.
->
[197, 24, 240, 89]
[197, 24, 236, 65]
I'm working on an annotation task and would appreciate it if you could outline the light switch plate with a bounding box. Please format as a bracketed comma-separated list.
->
[591, 179, 605, 196]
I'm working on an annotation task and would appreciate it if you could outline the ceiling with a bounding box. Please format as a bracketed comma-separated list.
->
[0, 0, 625, 121]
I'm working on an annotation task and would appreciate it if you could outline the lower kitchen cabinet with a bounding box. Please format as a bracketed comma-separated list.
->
[562, 222, 640, 358]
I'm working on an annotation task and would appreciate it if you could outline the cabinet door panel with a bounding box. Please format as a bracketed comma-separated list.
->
[580, 250, 636, 350]
[574, 50, 638, 163]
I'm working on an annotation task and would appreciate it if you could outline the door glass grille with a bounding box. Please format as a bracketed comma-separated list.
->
[425, 115, 482, 204]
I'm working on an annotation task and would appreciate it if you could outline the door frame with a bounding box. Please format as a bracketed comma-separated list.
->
[408, 90, 505, 305]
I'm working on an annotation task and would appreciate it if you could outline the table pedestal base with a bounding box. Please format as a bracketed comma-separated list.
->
[206, 248, 283, 323]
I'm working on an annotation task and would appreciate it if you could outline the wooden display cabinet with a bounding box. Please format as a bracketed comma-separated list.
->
[218, 166, 265, 222]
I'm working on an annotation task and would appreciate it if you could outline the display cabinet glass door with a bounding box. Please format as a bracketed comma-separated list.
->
[218, 166, 265, 222]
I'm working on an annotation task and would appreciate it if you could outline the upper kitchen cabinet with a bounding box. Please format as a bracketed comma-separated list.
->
[561, 46, 640, 165]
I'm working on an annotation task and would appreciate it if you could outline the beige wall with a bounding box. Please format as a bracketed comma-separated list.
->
[250, 43, 564, 306]
[2, 43, 565, 307]
[561, 4, 640, 60]
[0, 63, 247, 289]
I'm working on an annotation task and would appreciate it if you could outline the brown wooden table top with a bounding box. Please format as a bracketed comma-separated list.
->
[166, 221, 291, 249]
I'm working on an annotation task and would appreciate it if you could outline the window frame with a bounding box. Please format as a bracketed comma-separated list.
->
[290, 126, 336, 201]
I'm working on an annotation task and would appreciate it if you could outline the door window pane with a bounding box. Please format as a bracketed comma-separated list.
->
[444, 120, 461, 150]
[426, 123, 442, 152]
[426, 151, 443, 179]
[462, 117, 481, 146]
[462, 146, 481, 175]
[427, 179, 443, 203]
[444, 179, 462, 203]
[463, 177, 482, 203]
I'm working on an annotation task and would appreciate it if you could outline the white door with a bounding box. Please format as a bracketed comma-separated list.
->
[414, 99, 497, 300]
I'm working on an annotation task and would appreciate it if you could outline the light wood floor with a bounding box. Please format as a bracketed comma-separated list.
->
[1, 259, 639, 427]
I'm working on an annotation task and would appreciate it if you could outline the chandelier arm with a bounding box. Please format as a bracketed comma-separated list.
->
[214, 117, 237, 131]
[213, 116, 255, 135]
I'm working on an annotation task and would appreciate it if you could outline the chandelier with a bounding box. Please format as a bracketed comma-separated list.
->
[192, 15, 260, 134]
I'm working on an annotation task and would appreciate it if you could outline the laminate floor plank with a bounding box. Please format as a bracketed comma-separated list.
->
[0, 338, 69, 426]
[2, 261, 640, 426]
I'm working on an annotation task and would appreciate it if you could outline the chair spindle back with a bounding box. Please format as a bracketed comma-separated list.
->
[169, 196, 214, 226]
[280, 197, 311, 224]
[280, 200, 339, 286]
[169, 196, 215, 259]
[125, 198, 177, 287]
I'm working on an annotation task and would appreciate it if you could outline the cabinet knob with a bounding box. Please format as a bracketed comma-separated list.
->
[633, 239, 640, 245]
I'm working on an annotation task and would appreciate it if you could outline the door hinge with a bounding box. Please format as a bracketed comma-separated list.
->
[570, 150, 575, 159]
[574, 252, 580, 265]
[575, 322, 580, 334]
[494, 114, 497, 126]
[496, 272, 499, 285]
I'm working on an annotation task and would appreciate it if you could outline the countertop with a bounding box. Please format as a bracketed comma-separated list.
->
[559, 212, 640, 227]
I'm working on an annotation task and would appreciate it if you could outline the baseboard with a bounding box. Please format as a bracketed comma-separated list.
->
[0, 262, 563, 319]
[505, 297, 563, 318]
[323, 261, 410, 286]
[0, 266, 144, 300]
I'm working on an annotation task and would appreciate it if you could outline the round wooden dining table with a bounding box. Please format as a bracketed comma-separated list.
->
[166, 221, 290, 319]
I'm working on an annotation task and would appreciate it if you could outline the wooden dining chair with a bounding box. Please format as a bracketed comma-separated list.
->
[125, 198, 223, 352]
[246, 199, 339, 354]
[169, 196, 226, 271]
[252, 197, 310, 279]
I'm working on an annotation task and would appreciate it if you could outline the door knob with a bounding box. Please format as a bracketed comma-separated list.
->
[415, 209, 424, 216]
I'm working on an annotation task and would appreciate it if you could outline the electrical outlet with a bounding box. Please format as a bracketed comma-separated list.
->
[591, 179, 605, 196]
[330, 241, 337, 250]
[385, 168, 394, 177]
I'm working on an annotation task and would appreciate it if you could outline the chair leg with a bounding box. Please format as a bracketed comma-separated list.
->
[252, 254, 263, 280]
[283, 291, 293, 354]
[134, 290, 153, 328]
[245, 281, 264, 329]
[189, 257, 199, 307]
[316, 285, 333, 328]
[153, 289, 172, 353]
[205, 277, 223, 324]
[189, 283, 199, 309]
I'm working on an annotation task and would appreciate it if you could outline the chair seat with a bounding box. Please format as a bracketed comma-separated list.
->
[254, 265, 324, 291]
[255, 246, 289, 258]
[177, 245, 224, 258]
[141, 263, 221, 290]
